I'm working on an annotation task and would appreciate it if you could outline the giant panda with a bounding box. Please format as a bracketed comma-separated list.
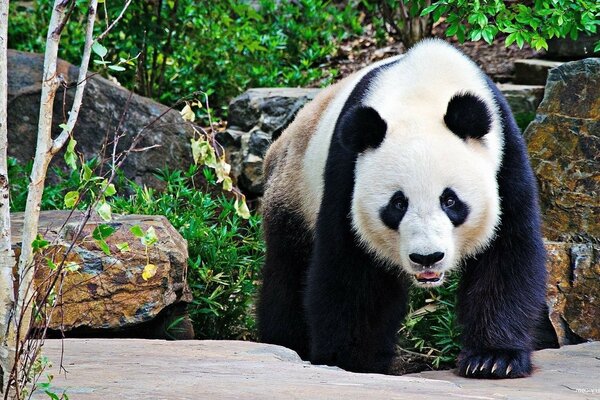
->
[257, 39, 547, 379]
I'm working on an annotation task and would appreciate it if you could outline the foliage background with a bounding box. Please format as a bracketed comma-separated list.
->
[8, 0, 363, 115]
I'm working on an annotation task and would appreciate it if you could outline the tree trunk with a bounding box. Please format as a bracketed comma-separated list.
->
[0, 0, 17, 394]
[17, 0, 98, 342]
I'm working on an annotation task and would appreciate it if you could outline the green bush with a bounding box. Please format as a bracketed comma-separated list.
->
[109, 166, 264, 339]
[8, 0, 363, 115]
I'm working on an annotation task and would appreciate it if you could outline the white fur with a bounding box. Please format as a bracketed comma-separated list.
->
[301, 55, 404, 228]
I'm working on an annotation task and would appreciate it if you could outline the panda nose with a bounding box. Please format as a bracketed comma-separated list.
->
[409, 252, 445, 267]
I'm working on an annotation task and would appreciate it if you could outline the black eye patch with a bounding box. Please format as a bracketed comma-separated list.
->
[380, 190, 408, 230]
[440, 188, 469, 226]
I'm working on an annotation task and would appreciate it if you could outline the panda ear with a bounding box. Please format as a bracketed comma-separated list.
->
[338, 105, 387, 153]
[444, 92, 492, 140]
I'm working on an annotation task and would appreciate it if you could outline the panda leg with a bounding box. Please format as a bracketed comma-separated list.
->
[456, 226, 546, 380]
[455, 103, 547, 379]
[304, 246, 409, 374]
[257, 207, 312, 359]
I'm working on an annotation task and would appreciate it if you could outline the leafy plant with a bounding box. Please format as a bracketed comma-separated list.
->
[400, 272, 462, 369]
[109, 166, 264, 339]
[422, 0, 600, 51]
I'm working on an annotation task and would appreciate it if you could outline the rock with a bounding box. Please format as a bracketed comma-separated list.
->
[11, 210, 193, 339]
[34, 339, 600, 399]
[7, 50, 194, 189]
[223, 85, 542, 196]
[496, 83, 545, 130]
[514, 59, 563, 86]
[222, 88, 320, 195]
[545, 242, 600, 345]
[524, 58, 599, 243]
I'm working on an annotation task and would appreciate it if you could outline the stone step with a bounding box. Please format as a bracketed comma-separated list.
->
[32, 339, 600, 399]
[514, 59, 563, 86]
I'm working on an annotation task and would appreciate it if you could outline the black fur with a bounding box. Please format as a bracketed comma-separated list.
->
[440, 188, 469, 227]
[380, 190, 408, 230]
[339, 106, 388, 153]
[258, 55, 546, 378]
[444, 92, 492, 140]
[455, 78, 547, 379]
[257, 205, 313, 359]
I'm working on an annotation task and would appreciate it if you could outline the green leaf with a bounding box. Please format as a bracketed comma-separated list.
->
[505, 32, 518, 46]
[64, 191, 79, 208]
[141, 226, 158, 246]
[58, 123, 70, 133]
[92, 41, 108, 58]
[101, 180, 117, 197]
[32, 234, 49, 252]
[108, 65, 126, 72]
[47, 258, 57, 271]
[130, 225, 144, 238]
[116, 242, 130, 252]
[97, 239, 110, 255]
[82, 163, 93, 182]
[594, 41, 600, 53]
[92, 224, 116, 240]
[64, 138, 78, 170]
[420, 3, 438, 16]
[97, 202, 112, 221]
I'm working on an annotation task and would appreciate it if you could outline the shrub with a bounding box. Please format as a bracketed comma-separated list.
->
[109, 166, 264, 339]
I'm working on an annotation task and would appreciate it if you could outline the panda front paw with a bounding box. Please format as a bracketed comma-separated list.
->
[457, 348, 532, 379]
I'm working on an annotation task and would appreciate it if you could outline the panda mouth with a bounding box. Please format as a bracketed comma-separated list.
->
[414, 271, 444, 283]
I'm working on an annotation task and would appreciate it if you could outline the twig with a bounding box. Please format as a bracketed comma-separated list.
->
[96, 0, 132, 42]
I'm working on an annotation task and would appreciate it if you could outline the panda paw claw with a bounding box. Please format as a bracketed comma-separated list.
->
[457, 348, 531, 379]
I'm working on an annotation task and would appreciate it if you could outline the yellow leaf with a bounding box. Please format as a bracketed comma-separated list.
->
[222, 176, 233, 191]
[142, 264, 158, 281]
[180, 103, 195, 122]
[215, 158, 231, 183]
[234, 197, 251, 219]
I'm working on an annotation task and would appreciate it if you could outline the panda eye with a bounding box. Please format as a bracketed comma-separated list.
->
[442, 194, 456, 208]
[392, 194, 408, 210]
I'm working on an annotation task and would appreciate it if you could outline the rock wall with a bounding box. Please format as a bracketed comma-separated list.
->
[7, 50, 194, 188]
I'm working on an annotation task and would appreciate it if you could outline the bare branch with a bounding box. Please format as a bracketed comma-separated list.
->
[96, 0, 133, 42]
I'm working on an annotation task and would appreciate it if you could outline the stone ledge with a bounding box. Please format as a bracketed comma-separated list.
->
[34, 339, 599, 399]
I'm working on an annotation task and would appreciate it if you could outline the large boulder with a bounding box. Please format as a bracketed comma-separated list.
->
[7, 50, 194, 188]
[524, 58, 600, 344]
[525, 58, 599, 243]
[222, 85, 542, 196]
[11, 210, 194, 339]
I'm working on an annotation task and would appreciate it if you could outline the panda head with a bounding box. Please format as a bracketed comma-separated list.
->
[344, 92, 501, 288]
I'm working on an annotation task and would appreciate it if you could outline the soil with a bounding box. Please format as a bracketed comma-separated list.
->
[323, 23, 543, 84]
